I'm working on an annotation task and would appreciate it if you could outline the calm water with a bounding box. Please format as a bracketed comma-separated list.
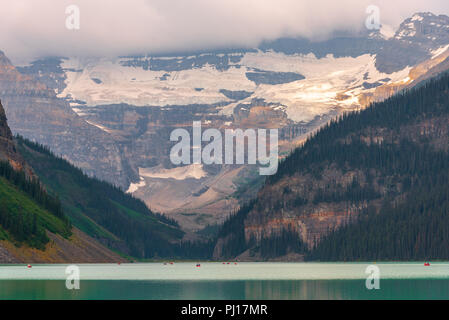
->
[0, 262, 448, 300]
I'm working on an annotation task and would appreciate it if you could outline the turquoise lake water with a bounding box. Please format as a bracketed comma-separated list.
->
[0, 262, 448, 300]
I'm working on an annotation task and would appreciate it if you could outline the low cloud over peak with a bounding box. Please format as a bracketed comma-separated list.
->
[1, 0, 449, 63]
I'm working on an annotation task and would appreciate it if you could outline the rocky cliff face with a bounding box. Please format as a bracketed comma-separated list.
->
[0, 100, 25, 170]
[0, 51, 130, 188]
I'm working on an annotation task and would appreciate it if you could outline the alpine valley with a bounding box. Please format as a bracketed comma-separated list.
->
[1, 12, 449, 262]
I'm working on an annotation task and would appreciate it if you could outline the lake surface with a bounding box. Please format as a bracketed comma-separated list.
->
[0, 262, 448, 300]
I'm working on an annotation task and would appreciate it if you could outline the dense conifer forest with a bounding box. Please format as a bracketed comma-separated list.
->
[216, 73, 449, 261]
[0, 161, 71, 249]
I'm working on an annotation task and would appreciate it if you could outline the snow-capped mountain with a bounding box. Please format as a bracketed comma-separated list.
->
[18, 13, 449, 121]
[6, 12, 449, 230]
[394, 12, 449, 43]
[52, 52, 409, 123]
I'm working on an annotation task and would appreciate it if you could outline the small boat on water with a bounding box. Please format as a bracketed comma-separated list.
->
[196, 263, 201, 267]
[424, 262, 431, 266]
[27, 264, 32, 268]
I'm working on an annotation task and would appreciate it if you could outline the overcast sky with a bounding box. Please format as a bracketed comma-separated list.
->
[1, 0, 449, 64]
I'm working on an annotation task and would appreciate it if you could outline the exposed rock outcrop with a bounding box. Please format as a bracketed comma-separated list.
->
[0, 100, 24, 169]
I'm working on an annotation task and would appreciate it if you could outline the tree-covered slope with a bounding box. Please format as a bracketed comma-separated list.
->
[0, 170, 127, 263]
[16, 137, 190, 259]
[214, 72, 449, 261]
[0, 167, 71, 250]
[0, 100, 126, 263]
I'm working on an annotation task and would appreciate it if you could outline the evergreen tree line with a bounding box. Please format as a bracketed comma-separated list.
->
[251, 227, 308, 259]
[216, 201, 255, 259]
[308, 167, 449, 261]
[0, 199, 49, 249]
[0, 160, 67, 222]
[215, 201, 309, 259]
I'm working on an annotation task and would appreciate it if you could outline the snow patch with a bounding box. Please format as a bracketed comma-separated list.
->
[238, 52, 411, 122]
[126, 178, 146, 193]
[85, 120, 112, 133]
[139, 164, 207, 180]
[58, 57, 255, 107]
[379, 24, 396, 39]
[431, 45, 449, 59]
[411, 14, 424, 22]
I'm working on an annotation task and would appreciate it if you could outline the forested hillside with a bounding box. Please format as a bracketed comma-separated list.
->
[17, 137, 214, 259]
[0, 161, 71, 250]
[214, 72, 449, 261]
[0, 100, 128, 263]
